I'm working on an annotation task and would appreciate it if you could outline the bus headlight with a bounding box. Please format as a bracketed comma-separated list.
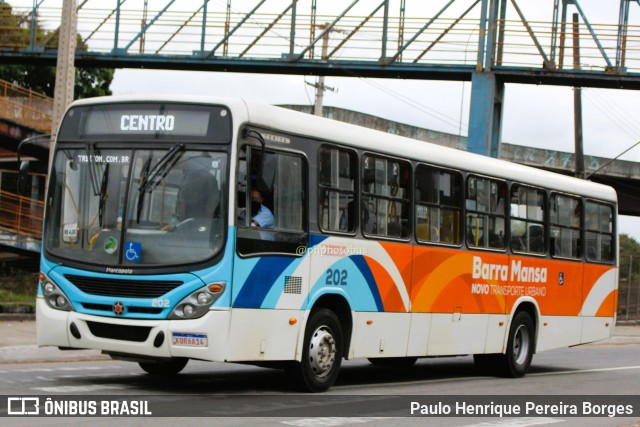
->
[168, 282, 225, 320]
[183, 304, 195, 317]
[40, 274, 74, 312]
[196, 292, 210, 305]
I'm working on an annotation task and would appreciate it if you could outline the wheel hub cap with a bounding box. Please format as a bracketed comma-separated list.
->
[308, 326, 336, 377]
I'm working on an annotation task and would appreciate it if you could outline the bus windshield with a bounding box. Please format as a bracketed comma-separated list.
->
[45, 146, 227, 268]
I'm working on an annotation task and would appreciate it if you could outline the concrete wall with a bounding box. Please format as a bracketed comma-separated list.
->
[280, 104, 640, 180]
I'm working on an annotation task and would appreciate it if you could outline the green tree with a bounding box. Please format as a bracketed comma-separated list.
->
[619, 234, 640, 284]
[618, 233, 640, 319]
[0, 2, 113, 98]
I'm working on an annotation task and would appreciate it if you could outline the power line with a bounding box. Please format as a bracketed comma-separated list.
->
[347, 72, 469, 133]
[585, 139, 640, 179]
[583, 89, 640, 139]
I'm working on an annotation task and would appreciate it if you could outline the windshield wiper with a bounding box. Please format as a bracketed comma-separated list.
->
[85, 143, 110, 227]
[86, 143, 101, 197]
[136, 156, 152, 224]
[98, 163, 110, 227]
[136, 144, 185, 223]
[138, 144, 185, 194]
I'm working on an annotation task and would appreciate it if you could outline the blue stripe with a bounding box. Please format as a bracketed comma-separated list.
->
[350, 255, 383, 312]
[233, 256, 297, 308]
[308, 234, 328, 248]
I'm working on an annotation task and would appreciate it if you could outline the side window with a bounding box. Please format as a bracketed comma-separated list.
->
[510, 185, 546, 255]
[415, 165, 462, 245]
[465, 175, 506, 249]
[318, 145, 357, 233]
[237, 146, 307, 256]
[361, 154, 411, 239]
[585, 201, 614, 263]
[550, 194, 581, 259]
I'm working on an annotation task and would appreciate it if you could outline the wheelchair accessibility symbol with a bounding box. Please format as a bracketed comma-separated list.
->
[125, 242, 141, 262]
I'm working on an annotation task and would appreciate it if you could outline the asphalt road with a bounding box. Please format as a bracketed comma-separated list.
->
[1, 339, 639, 427]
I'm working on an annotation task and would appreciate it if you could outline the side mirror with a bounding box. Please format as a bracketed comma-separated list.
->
[17, 160, 30, 196]
[16, 134, 49, 197]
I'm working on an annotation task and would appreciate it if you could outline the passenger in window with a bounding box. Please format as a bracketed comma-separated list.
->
[250, 189, 274, 229]
[339, 199, 356, 232]
[362, 201, 376, 234]
[466, 216, 482, 246]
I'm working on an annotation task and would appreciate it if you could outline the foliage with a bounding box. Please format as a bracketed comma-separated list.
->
[0, 263, 37, 305]
[0, 2, 113, 99]
[619, 233, 640, 283]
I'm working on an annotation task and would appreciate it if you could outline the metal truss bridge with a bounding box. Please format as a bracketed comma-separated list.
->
[2, 1, 640, 84]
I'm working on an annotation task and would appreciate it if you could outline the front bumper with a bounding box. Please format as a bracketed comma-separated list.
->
[36, 297, 231, 362]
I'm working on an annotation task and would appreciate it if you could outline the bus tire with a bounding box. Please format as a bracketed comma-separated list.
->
[290, 308, 343, 392]
[368, 357, 418, 368]
[474, 311, 535, 378]
[503, 310, 535, 378]
[138, 358, 188, 376]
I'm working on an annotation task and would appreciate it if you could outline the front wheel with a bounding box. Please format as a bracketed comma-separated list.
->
[288, 308, 343, 392]
[138, 358, 188, 376]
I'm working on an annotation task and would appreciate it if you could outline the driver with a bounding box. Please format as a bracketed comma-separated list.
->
[175, 169, 219, 221]
[250, 189, 274, 228]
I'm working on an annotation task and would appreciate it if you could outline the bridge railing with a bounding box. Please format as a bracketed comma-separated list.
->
[2, 2, 640, 75]
[0, 189, 44, 241]
[0, 79, 52, 133]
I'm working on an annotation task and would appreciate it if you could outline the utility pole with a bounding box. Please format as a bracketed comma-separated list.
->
[313, 29, 329, 117]
[572, 13, 585, 179]
[51, 0, 77, 163]
[140, 0, 148, 53]
[307, 24, 336, 117]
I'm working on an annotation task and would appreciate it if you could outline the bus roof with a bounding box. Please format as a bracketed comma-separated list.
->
[67, 95, 617, 203]
[242, 100, 616, 204]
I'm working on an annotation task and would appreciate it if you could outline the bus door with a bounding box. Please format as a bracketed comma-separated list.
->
[230, 144, 309, 360]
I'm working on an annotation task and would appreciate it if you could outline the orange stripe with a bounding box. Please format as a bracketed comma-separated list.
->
[583, 264, 617, 299]
[596, 290, 618, 317]
[365, 256, 406, 312]
[378, 241, 413, 288]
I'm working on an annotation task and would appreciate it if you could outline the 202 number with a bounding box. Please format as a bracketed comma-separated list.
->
[151, 298, 170, 308]
[325, 268, 348, 286]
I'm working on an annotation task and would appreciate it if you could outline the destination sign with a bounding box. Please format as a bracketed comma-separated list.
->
[59, 102, 232, 143]
[120, 114, 175, 132]
[86, 109, 210, 136]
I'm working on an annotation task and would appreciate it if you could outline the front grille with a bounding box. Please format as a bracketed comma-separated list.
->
[65, 275, 182, 298]
[82, 303, 162, 315]
[86, 321, 151, 342]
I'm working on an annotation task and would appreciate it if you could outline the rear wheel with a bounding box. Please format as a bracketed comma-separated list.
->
[474, 311, 535, 378]
[138, 358, 188, 376]
[288, 308, 343, 392]
[504, 311, 535, 377]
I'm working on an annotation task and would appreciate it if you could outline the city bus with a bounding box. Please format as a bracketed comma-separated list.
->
[36, 95, 618, 392]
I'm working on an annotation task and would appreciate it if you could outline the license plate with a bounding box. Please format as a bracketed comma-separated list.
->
[172, 333, 208, 347]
